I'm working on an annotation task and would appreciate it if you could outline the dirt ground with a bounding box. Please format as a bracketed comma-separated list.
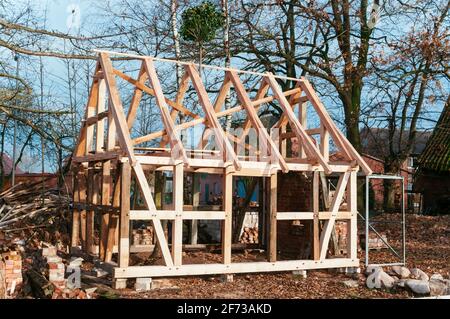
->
[111, 213, 450, 299]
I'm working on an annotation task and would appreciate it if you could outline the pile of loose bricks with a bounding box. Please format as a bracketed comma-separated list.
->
[42, 246, 66, 289]
[0, 251, 22, 297]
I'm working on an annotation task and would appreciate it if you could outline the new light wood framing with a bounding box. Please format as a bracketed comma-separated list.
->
[71, 51, 371, 284]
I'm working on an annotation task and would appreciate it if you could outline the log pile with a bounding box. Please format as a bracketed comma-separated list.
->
[0, 180, 71, 233]
[239, 227, 258, 244]
[132, 226, 154, 245]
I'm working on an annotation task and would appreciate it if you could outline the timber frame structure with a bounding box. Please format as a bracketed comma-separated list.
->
[70, 51, 372, 284]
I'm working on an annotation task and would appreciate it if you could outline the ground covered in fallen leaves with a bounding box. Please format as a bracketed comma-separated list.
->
[114, 214, 450, 299]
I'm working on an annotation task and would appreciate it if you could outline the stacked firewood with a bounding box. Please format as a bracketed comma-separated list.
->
[132, 226, 154, 245]
[0, 181, 70, 232]
[239, 227, 258, 244]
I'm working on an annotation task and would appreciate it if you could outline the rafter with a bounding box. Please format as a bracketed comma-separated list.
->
[143, 58, 189, 164]
[185, 64, 241, 171]
[267, 74, 332, 174]
[228, 71, 289, 172]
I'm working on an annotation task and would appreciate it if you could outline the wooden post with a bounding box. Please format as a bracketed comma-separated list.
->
[100, 161, 111, 260]
[191, 173, 199, 244]
[79, 169, 87, 252]
[119, 161, 131, 268]
[312, 171, 320, 260]
[268, 172, 277, 262]
[258, 177, 265, 248]
[71, 169, 80, 248]
[222, 166, 233, 264]
[172, 163, 184, 266]
[347, 170, 358, 260]
[320, 121, 330, 161]
[105, 166, 120, 262]
[86, 165, 95, 254]
[280, 125, 287, 157]
[299, 101, 307, 158]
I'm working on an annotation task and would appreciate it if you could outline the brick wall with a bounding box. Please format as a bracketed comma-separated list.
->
[276, 172, 313, 259]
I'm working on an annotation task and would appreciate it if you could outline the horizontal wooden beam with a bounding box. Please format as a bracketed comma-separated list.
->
[276, 211, 353, 220]
[113, 258, 359, 278]
[72, 151, 121, 163]
[134, 155, 353, 173]
[73, 203, 120, 214]
[129, 210, 226, 220]
[84, 111, 109, 126]
[94, 49, 303, 82]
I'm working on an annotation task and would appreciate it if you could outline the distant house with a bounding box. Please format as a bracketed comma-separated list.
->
[414, 102, 450, 214]
[359, 128, 431, 213]
[1, 153, 24, 176]
[360, 128, 431, 176]
[0, 153, 60, 191]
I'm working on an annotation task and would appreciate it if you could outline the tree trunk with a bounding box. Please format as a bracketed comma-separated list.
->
[383, 161, 401, 212]
[222, 0, 232, 131]
[198, 43, 203, 80]
[342, 89, 362, 152]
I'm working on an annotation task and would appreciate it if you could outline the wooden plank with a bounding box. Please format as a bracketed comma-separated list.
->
[85, 111, 109, 126]
[172, 163, 183, 266]
[272, 82, 302, 129]
[161, 72, 192, 147]
[129, 210, 175, 220]
[142, 58, 189, 163]
[268, 173, 277, 262]
[72, 151, 120, 163]
[237, 78, 269, 145]
[113, 258, 359, 279]
[106, 168, 120, 262]
[320, 122, 330, 161]
[228, 71, 288, 172]
[266, 74, 332, 174]
[96, 78, 107, 152]
[107, 99, 117, 151]
[113, 68, 199, 120]
[132, 87, 301, 146]
[129, 210, 225, 220]
[85, 85, 98, 156]
[79, 170, 87, 251]
[299, 98, 307, 158]
[222, 166, 233, 264]
[275, 211, 352, 220]
[119, 162, 131, 268]
[74, 62, 101, 157]
[195, 74, 233, 150]
[347, 171, 358, 260]
[184, 64, 241, 170]
[133, 162, 173, 267]
[71, 171, 80, 247]
[276, 212, 313, 220]
[104, 105, 118, 261]
[99, 53, 137, 165]
[135, 155, 353, 173]
[300, 78, 372, 175]
[86, 166, 95, 254]
[99, 160, 111, 260]
[319, 171, 350, 260]
[126, 63, 148, 128]
[191, 173, 200, 244]
[313, 171, 320, 260]
[133, 162, 157, 211]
